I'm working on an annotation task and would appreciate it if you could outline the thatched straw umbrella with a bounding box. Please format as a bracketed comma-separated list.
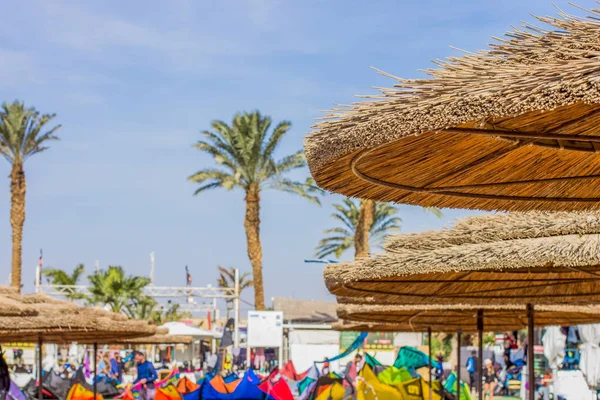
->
[109, 334, 193, 345]
[0, 295, 38, 316]
[0, 293, 156, 400]
[334, 302, 600, 398]
[0, 286, 37, 316]
[326, 211, 600, 399]
[326, 212, 600, 305]
[337, 303, 600, 331]
[304, 7, 600, 212]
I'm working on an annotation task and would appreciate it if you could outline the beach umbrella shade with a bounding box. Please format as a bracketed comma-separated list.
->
[326, 212, 600, 306]
[107, 334, 193, 345]
[304, 7, 600, 212]
[325, 211, 600, 400]
[335, 303, 600, 332]
[0, 293, 157, 400]
[0, 287, 38, 316]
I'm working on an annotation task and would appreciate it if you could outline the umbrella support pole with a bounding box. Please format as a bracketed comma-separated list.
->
[527, 304, 535, 400]
[477, 310, 483, 400]
[93, 342, 98, 400]
[38, 336, 42, 400]
[457, 329, 462, 400]
[428, 327, 432, 400]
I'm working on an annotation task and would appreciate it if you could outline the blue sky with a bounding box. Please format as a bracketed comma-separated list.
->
[0, 0, 583, 306]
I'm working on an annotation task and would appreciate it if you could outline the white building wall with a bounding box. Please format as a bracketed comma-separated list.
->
[288, 329, 341, 372]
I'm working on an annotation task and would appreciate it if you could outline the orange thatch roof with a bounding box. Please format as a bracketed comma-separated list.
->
[325, 211, 600, 305]
[305, 6, 600, 212]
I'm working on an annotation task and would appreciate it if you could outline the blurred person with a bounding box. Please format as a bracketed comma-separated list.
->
[503, 332, 515, 356]
[466, 350, 478, 394]
[133, 351, 157, 400]
[482, 359, 498, 400]
[343, 354, 362, 400]
[97, 354, 107, 377]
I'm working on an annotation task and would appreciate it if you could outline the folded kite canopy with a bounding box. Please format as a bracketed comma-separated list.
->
[335, 304, 600, 332]
[325, 212, 600, 305]
[305, 7, 600, 212]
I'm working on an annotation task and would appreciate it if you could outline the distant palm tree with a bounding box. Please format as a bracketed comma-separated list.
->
[87, 266, 151, 314]
[43, 264, 86, 301]
[217, 266, 253, 319]
[316, 199, 402, 259]
[354, 200, 375, 258]
[125, 295, 160, 322]
[0, 101, 60, 292]
[354, 200, 443, 259]
[162, 303, 192, 323]
[217, 266, 253, 294]
[189, 111, 320, 310]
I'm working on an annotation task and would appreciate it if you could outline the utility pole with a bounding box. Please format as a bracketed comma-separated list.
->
[234, 268, 240, 348]
[150, 252, 155, 284]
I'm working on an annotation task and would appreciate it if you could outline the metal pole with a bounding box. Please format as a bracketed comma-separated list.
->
[37, 336, 43, 400]
[457, 329, 462, 400]
[247, 342, 251, 371]
[234, 268, 240, 349]
[527, 304, 535, 400]
[93, 342, 98, 400]
[428, 327, 433, 400]
[477, 310, 484, 400]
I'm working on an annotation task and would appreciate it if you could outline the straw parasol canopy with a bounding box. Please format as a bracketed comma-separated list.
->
[108, 334, 194, 345]
[325, 211, 600, 305]
[0, 293, 157, 343]
[305, 6, 600, 212]
[336, 303, 600, 332]
[0, 295, 38, 317]
[0, 286, 37, 317]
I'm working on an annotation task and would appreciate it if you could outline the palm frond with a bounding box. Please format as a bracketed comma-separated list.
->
[267, 178, 321, 205]
[190, 112, 320, 208]
[0, 101, 60, 164]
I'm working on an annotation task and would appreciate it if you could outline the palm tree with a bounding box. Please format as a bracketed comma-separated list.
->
[162, 303, 192, 323]
[217, 266, 253, 317]
[124, 295, 159, 321]
[315, 199, 403, 259]
[0, 101, 60, 292]
[354, 201, 443, 259]
[217, 266, 253, 295]
[43, 264, 86, 301]
[87, 266, 151, 314]
[354, 200, 375, 258]
[189, 111, 320, 310]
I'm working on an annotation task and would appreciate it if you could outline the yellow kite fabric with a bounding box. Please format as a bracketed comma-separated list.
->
[66, 384, 104, 400]
[356, 365, 399, 400]
[314, 382, 345, 400]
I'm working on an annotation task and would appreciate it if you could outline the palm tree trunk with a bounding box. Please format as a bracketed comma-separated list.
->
[9, 163, 26, 293]
[354, 199, 375, 259]
[244, 186, 265, 310]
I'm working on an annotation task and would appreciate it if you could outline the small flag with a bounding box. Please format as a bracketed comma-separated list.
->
[38, 249, 43, 285]
[185, 265, 192, 287]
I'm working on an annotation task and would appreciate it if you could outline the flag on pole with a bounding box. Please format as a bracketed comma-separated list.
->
[38, 249, 43, 284]
[185, 266, 192, 287]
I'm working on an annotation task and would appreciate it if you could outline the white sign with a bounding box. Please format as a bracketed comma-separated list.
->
[247, 311, 283, 348]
